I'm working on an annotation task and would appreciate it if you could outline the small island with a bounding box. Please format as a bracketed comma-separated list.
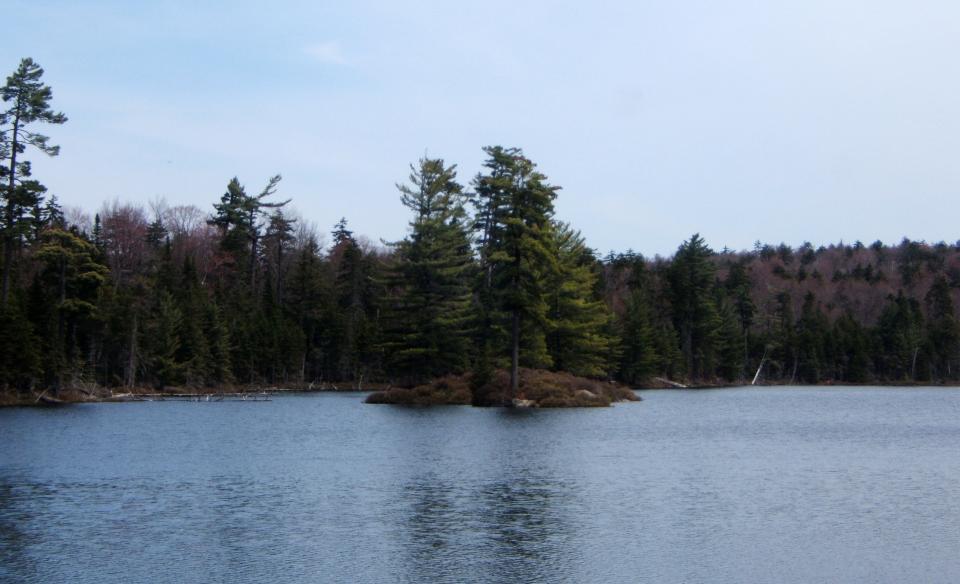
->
[365, 368, 639, 407]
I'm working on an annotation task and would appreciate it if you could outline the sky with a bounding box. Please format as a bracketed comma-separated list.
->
[5, 0, 960, 256]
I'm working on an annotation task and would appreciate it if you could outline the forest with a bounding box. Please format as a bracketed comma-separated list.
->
[2, 57, 960, 399]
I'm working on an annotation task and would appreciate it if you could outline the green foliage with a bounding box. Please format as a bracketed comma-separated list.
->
[383, 157, 474, 384]
[546, 223, 615, 377]
[0, 300, 40, 390]
[143, 291, 184, 388]
[6, 93, 960, 396]
[618, 287, 660, 384]
[669, 234, 721, 380]
[875, 292, 927, 380]
[472, 146, 559, 396]
[1, 58, 67, 305]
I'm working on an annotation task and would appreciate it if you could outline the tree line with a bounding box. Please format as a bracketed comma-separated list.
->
[2, 57, 960, 396]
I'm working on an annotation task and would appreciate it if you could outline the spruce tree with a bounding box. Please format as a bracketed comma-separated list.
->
[925, 276, 960, 379]
[619, 288, 660, 384]
[669, 234, 720, 380]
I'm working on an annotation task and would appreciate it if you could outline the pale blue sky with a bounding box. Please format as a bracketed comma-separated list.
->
[6, 0, 960, 255]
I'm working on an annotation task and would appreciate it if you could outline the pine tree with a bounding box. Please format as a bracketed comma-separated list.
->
[383, 157, 475, 384]
[208, 175, 286, 290]
[1, 58, 67, 304]
[472, 146, 558, 401]
[546, 222, 614, 377]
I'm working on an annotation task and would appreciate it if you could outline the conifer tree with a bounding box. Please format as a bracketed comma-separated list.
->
[329, 219, 382, 383]
[288, 233, 330, 383]
[833, 312, 872, 382]
[1, 58, 67, 304]
[925, 275, 960, 378]
[546, 222, 614, 377]
[33, 227, 108, 390]
[384, 157, 474, 384]
[876, 292, 926, 380]
[669, 234, 720, 380]
[176, 257, 213, 386]
[472, 146, 558, 401]
[619, 287, 660, 384]
[144, 291, 184, 388]
[796, 292, 830, 382]
[208, 175, 286, 289]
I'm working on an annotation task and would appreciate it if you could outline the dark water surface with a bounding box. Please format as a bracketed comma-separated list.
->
[2, 387, 960, 583]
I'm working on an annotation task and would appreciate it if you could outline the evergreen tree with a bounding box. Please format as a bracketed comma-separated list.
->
[876, 292, 926, 380]
[1, 58, 67, 304]
[472, 146, 558, 401]
[925, 276, 960, 379]
[724, 259, 754, 375]
[143, 291, 184, 388]
[618, 287, 660, 384]
[669, 234, 720, 380]
[546, 222, 614, 377]
[176, 257, 213, 386]
[208, 175, 286, 289]
[288, 233, 331, 383]
[383, 157, 474, 384]
[0, 299, 40, 390]
[33, 227, 108, 390]
[796, 292, 830, 383]
[329, 219, 382, 383]
[715, 294, 745, 381]
[833, 313, 872, 382]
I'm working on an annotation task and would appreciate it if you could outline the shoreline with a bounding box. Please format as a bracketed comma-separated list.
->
[4, 379, 960, 407]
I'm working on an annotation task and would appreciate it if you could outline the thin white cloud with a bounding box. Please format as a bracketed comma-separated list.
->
[303, 41, 347, 65]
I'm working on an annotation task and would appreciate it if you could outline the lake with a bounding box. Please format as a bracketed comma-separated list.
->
[1, 387, 959, 583]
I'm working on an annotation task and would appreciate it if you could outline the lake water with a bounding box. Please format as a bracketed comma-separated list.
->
[1, 387, 959, 583]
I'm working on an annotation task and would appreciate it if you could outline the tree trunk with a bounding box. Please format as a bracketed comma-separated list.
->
[126, 312, 138, 388]
[0, 239, 12, 306]
[509, 310, 520, 405]
[1, 112, 20, 306]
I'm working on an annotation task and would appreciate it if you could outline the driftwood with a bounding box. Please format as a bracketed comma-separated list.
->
[752, 349, 769, 385]
[654, 377, 688, 389]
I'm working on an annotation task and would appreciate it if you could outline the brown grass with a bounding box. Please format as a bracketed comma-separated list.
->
[364, 375, 472, 405]
[366, 368, 640, 408]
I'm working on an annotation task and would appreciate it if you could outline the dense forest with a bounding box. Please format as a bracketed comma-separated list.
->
[2, 57, 960, 398]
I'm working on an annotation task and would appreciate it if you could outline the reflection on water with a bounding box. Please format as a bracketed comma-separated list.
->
[2, 388, 960, 583]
